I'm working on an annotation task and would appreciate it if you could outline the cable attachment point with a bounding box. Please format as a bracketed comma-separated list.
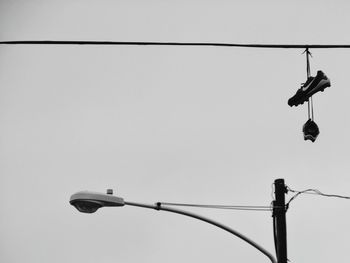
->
[155, 202, 162, 210]
[302, 47, 313, 57]
[272, 202, 287, 217]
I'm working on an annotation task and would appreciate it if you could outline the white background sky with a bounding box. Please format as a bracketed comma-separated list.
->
[1, 1, 350, 263]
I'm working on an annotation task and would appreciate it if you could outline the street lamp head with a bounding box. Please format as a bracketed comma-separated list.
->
[70, 190, 125, 213]
[70, 199, 104, 213]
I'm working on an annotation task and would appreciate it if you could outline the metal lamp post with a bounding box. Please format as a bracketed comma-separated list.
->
[70, 190, 276, 263]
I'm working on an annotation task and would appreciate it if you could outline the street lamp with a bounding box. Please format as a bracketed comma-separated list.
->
[70, 189, 276, 263]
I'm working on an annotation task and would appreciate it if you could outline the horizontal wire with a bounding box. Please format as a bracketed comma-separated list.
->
[289, 187, 350, 199]
[2, 40, 350, 49]
[159, 202, 273, 211]
[286, 186, 350, 209]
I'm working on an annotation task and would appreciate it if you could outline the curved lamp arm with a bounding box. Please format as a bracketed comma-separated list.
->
[125, 201, 276, 263]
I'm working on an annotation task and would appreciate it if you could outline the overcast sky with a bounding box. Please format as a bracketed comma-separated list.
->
[1, 1, 350, 263]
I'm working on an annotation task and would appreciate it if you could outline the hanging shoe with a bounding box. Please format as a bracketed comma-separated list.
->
[302, 119, 319, 142]
[288, 70, 331, 107]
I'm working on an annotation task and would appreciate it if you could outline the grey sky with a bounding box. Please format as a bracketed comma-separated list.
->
[1, 1, 350, 263]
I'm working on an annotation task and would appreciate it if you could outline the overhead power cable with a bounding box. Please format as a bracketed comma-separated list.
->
[158, 202, 273, 211]
[286, 186, 350, 210]
[2, 40, 350, 49]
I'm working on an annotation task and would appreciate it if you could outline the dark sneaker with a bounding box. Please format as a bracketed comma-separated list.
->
[288, 70, 331, 107]
[302, 119, 319, 142]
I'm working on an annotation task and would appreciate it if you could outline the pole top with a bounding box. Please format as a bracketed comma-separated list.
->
[274, 178, 285, 184]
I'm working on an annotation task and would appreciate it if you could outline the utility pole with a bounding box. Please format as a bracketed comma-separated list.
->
[273, 178, 288, 263]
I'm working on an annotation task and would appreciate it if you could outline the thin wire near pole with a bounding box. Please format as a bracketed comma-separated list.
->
[159, 202, 273, 211]
[285, 186, 350, 210]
